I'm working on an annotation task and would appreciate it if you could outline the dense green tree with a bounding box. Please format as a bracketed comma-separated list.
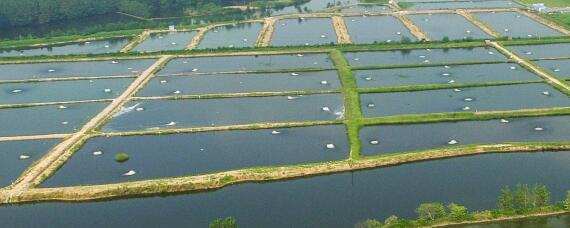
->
[354, 219, 383, 228]
[416, 203, 447, 221]
[209, 216, 238, 228]
[533, 184, 551, 208]
[565, 191, 570, 211]
[447, 203, 470, 221]
[497, 186, 514, 212]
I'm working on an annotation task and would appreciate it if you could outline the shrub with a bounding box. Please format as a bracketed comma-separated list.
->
[114, 153, 129, 163]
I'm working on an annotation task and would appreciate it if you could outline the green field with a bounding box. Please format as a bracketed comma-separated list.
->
[520, 0, 570, 7]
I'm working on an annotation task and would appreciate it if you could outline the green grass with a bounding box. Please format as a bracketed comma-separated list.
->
[520, 0, 570, 7]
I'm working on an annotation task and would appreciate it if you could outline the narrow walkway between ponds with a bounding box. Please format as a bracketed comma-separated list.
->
[394, 12, 430, 41]
[0, 134, 70, 142]
[332, 16, 352, 44]
[258, 17, 276, 47]
[6, 56, 173, 195]
[489, 41, 570, 92]
[456, 9, 500, 38]
[120, 30, 152, 53]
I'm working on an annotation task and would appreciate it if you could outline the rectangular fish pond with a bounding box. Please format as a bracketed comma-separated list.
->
[102, 94, 344, 132]
[0, 59, 155, 81]
[345, 47, 506, 67]
[344, 16, 415, 44]
[271, 18, 337, 46]
[360, 83, 570, 117]
[340, 4, 392, 14]
[407, 0, 519, 10]
[131, 31, 196, 53]
[0, 38, 131, 57]
[409, 14, 491, 41]
[4, 151, 570, 227]
[532, 59, 570, 79]
[353, 62, 541, 88]
[474, 11, 564, 38]
[0, 139, 60, 187]
[137, 70, 341, 97]
[0, 102, 108, 137]
[197, 22, 262, 49]
[360, 115, 570, 156]
[509, 43, 570, 59]
[42, 125, 348, 186]
[0, 78, 133, 105]
[157, 53, 333, 75]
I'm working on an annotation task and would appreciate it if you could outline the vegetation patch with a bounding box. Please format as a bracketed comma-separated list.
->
[114, 153, 130, 163]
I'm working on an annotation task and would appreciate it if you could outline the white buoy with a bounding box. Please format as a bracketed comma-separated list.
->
[297, 54, 304, 57]
[19, 155, 30, 160]
[320, 80, 329, 85]
[160, 80, 168, 84]
[504, 28, 509, 32]
[462, 106, 471, 111]
[527, 34, 533, 38]
[423, 60, 430, 63]
[271, 130, 281, 135]
[85, 41, 91, 44]
[58, 105, 67, 109]
[554, 68, 561, 72]
[192, 68, 198, 72]
[61, 121, 68, 125]
[466, 30, 471, 33]
[500, 119, 509, 123]
[542, 91, 551, 96]
[228, 44, 234, 48]
[135, 107, 145, 111]
[320, 34, 327, 38]
[464, 98, 473, 101]
[488, 51, 494, 55]
[290, 72, 300, 76]
[396, 31, 401, 35]
[370, 140, 379, 145]
[111, 61, 119, 64]
[104, 88, 112, 93]
[48, 69, 56, 72]
[448, 80, 455, 84]
[326, 144, 335, 149]
[322, 107, 331, 112]
[453, 88, 462, 92]
[364, 77, 372, 81]
[173, 90, 182, 94]
[419, 55, 426, 59]
[11, 89, 22, 93]
[534, 127, 544, 131]
[183, 61, 188, 64]
[243, 38, 248, 42]
[448, 140, 458, 145]
[165, 121, 177, 126]
[510, 66, 516, 70]
[442, 73, 450, 76]
[287, 96, 298, 100]
[444, 65, 451, 69]
[123, 170, 136, 176]
[367, 103, 376, 108]
[92, 151, 103, 156]
[104, 45, 110, 48]
[354, 58, 360, 61]
[526, 51, 533, 55]
[171, 42, 177, 45]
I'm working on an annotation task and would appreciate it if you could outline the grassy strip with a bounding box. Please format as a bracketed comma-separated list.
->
[330, 49, 363, 159]
[0, 75, 136, 84]
[499, 36, 570, 46]
[155, 67, 337, 77]
[360, 107, 570, 126]
[357, 80, 543, 94]
[133, 90, 340, 101]
[0, 99, 112, 110]
[349, 60, 509, 71]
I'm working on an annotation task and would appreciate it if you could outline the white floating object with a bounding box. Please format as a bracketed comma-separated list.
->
[173, 90, 182, 94]
[542, 91, 551, 96]
[160, 80, 168, 84]
[135, 107, 145, 111]
[364, 77, 372, 81]
[488, 51, 494, 55]
[290, 72, 300, 76]
[423, 60, 430, 63]
[448, 80, 456, 84]
[19, 155, 30, 160]
[442, 73, 450, 76]
[396, 31, 401, 35]
[165, 121, 177, 126]
[228, 44, 234, 48]
[504, 28, 509, 32]
[103, 88, 112, 93]
[111, 61, 119, 64]
[526, 51, 533, 55]
[326, 144, 336, 149]
[192, 68, 198, 72]
[287, 96, 298, 100]
[271, 130, 281, 135]
[320, 34, 327, 38]
[448, 140, 458, 145]
[158, 36, 164, 38]
[444, 65, 451, 69]
[510, 66, 516, 70]
[182, 61, 188, 64]
[171, 42, 177, 45]
[534, 127, 544, 131]
[320, 80, 328, 85]
[553, 68, 561, 72]
[85, 41, 91, 44]
[322, 107, 331, 112]
[370, 140, 379, 145]
[354, 58, 360, 61]
[243, 38, 248, 42]
[500, 119, 509, 123]
[305, 43, 310, 46]
[61, 121, 68, 125]
[127, 67, 133, 70]
[58, 105, 67, 109]
[462, 106, 471, 111]
[419, 55, 426, 59]
[104, 45, 110, 48]
[297, 54, 304, 57]
[92, 151, 103, 156]
[466, 30, 471, 33]
[123, 170, 136, 176]
[11, 89, 22, 93]
[386, 39, 392, 43]
[453, 89, 462, 92]
[367, 103, 376, 108]
[48, 69, 56, 72]
[464, 97, 473, 102]
[527, 34, 533, 38]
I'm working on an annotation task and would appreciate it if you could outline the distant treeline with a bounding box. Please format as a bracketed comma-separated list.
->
[0, 0, 303, 28]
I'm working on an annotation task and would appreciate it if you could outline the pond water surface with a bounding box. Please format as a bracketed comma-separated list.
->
[509, 43, 570, 59]
[474, 12, 564, 38]
[0, 38, 130, 57]
[0, 139, 60, 187]
[197, 22, 262, 49]
[409, 14, 491, 41]
[345, 16, 415, 44]
[271, 18, 337, 46]
[340, 4, 392, 13]
[132, 31, 196, 53]
[533, 59, 570, 79]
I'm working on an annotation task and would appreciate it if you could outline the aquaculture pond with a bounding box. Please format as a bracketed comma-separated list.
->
[43, 125, 348, 186]
[407, 0, 519, 10]
[340, 4, 392, 13]
[102, 94, 344, 132]
[509, 43, 570, 59]
[0, 59, 155, 81]
[0, 78, 133, 105]
[132, 31, 196, 53]
[271, 18, 337, 46]
[137, 70, 341, 97]
[361, 115, 570, 156]
[457, 214, 570, 228]
[474, 12, 564, 38]
[353, 63, 540, 88]
[197, 22, 262, 49]
[4, 152, 570, 227]
[345, 47, 505, 67]
[0, 102, 108, 137]
[0, 38, 130, 57]
[533, 59, 570, 79]
[360, 83, 570, 117]
[158, 54, 333, 74]
[344, 16, 414, 44]
[0, 139, 60, 187]
[409, 14, 491, 41]
[271, 0, 358, 15]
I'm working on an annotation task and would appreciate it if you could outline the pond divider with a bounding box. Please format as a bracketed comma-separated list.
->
[394, 12, 430, 41]
[332, 16, 352, 44]
[516, 9, 570, 36]
[0, 134, 70, 142]
[456, 9, 500, 38]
